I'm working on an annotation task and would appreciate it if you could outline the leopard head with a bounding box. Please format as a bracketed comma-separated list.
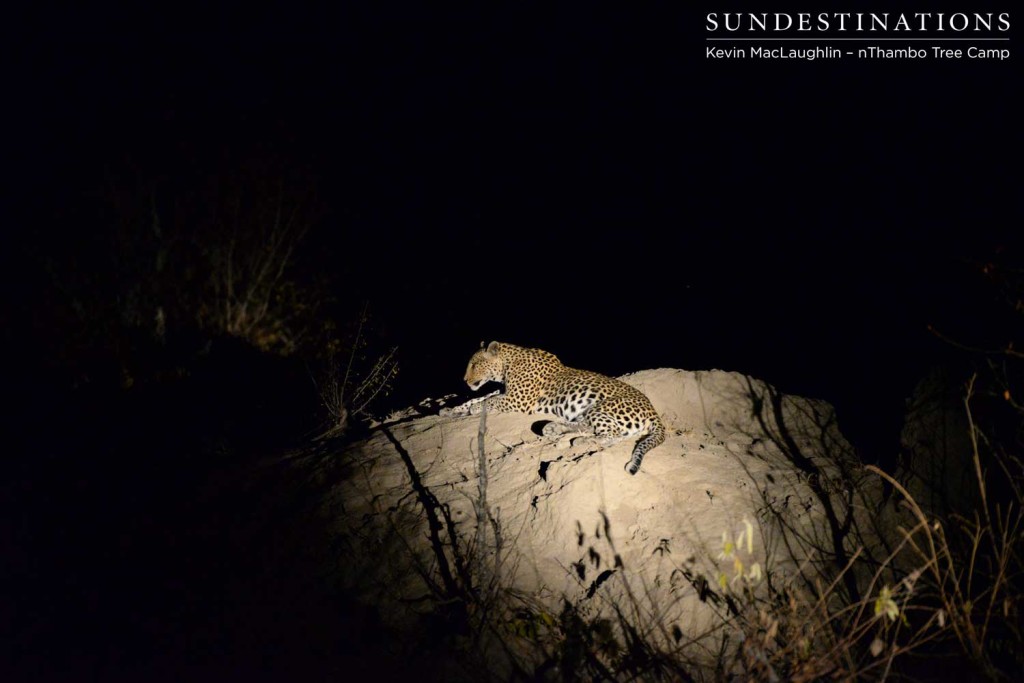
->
[464, 341, 505, 390]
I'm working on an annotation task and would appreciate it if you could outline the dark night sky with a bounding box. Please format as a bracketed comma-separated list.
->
[5, 5, 1020, 456]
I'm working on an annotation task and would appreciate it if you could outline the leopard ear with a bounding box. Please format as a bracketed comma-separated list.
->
[479, 341, 485, 349]
[486, 341, 500, 354]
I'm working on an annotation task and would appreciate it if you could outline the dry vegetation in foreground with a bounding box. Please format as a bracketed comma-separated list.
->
[340, 258, 1023, 681]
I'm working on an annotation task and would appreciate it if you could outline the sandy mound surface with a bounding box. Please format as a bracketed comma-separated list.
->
[326, 368, 895, 660]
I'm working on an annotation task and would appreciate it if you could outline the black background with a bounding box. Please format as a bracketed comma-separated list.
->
[2, 5, 1021, 681]
[5, 4, 1019, 453]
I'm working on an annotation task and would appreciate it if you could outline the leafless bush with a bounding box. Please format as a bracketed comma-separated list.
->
[194, 174, 322, 355]
[40, 159, 403, 395]
[313, 305, 399, 438]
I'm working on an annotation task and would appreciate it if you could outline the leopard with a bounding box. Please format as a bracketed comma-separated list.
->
[443, 341, 665, 475]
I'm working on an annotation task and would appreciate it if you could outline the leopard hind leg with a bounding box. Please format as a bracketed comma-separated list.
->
[625, 421, 666, 475]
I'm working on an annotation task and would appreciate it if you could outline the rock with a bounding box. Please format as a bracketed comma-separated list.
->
[324, 368, 900, 670]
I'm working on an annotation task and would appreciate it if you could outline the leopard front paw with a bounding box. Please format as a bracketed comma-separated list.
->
[440, 405, 468, 418]
[542, 422, 568, 438]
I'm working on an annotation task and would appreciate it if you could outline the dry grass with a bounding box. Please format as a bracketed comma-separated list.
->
[362, 373, 1022, 681]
